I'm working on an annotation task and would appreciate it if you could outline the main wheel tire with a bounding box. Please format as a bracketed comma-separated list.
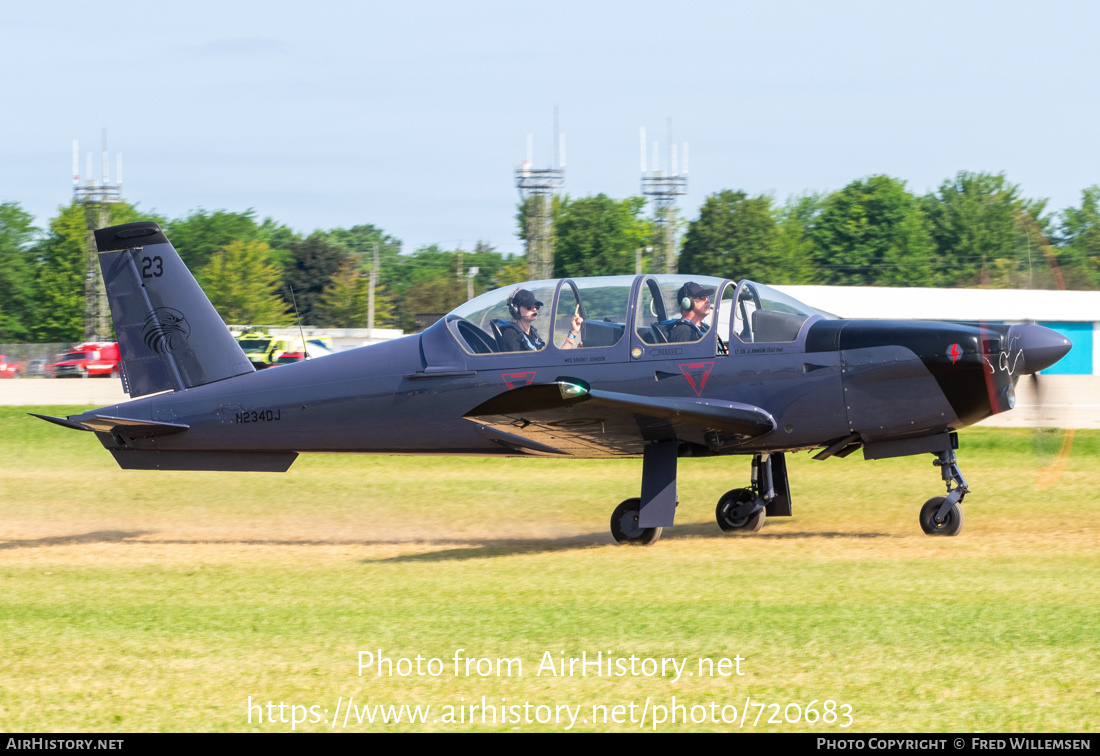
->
[610, 498, 662, 545]
[716, 488, 766, 533]
[919, 496, 964, 536]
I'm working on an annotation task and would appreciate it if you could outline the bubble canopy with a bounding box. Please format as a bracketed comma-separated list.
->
[442, 275, 832, 356]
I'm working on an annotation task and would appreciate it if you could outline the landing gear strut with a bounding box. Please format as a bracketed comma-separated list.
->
[610, 441, 676, 545]
[920, 448, 968, 536]
[715, 453, 789, 534]
[716, 488, 765, 532]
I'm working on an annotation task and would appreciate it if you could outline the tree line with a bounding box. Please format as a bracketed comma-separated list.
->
[1, 170, 1097, 342]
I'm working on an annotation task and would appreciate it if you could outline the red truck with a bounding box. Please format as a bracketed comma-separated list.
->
[52, 342, 121, 378]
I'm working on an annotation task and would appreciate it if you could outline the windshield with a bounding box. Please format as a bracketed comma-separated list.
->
[732, 281, 834, 343]
[446, 280, 559, 354]
[237, 339, 271, 351]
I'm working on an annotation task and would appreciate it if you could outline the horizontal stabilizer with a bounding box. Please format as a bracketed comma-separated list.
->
[464, 382, 775, 457]
[80, 415, 190, 438]
[28, 413, 93, 432]
[30, 412, 189, 438]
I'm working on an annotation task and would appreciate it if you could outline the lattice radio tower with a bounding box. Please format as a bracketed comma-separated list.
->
[72, 129, 123, 341]
[641, 121, 688, 274]
[515, 111, 565, 279]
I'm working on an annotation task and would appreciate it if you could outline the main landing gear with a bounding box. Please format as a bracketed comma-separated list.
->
[715, 453, 788, 534]
[609, 441, 677, 546]
[608, 447, 792, 545]
[919, 448, 968, 536]
[716, 489, 766, 532]
[610, 498, 663, 545]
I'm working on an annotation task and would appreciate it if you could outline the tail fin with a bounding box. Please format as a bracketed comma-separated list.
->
[95, 222, 254, 397]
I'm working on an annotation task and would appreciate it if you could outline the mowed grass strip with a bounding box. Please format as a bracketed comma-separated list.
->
[0, 407, 1096, 732]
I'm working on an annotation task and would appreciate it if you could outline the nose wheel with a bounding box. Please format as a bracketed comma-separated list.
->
[922, 448, 968, 536]
[610, 498, 663, 545]
[919, 496, 964, 536]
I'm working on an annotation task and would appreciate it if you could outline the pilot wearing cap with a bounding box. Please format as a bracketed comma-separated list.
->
[668, 281, 714, 343]
[501, 289, 548, 351]
[500, 288, 584, 352]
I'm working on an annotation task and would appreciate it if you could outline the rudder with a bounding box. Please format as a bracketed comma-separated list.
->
[95, 222, 254, 397]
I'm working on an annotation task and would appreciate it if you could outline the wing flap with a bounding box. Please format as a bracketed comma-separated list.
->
[464, 381, 775, 457]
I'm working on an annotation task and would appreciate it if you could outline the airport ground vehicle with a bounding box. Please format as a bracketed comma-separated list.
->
[24, 359, 49, 377]
[235, 332, 293, 369]
[51, 343, 121, 378]
[0, 354, 22, 378]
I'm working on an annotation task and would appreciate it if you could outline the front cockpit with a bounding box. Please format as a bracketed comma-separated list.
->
[441, 274, 833, 357]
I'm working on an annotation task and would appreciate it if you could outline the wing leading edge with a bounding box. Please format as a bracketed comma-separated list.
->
[464, 381, 775, 457]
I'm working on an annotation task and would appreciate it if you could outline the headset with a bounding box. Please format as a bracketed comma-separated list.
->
[507, 289, 521, 320]
[680, 294, 693, 312]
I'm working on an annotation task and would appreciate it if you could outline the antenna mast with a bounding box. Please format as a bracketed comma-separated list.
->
[515, 108, 565, 279]
[72, 129, 124, 341]
[640, 119, 688, 274]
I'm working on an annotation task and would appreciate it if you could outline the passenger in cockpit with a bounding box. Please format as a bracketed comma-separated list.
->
[667, 282, 714, 343]
[499, 289, 546, 351]
[499, 288, 583, 351]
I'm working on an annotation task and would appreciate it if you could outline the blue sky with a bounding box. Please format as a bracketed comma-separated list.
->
[3, 0, 1097, 256]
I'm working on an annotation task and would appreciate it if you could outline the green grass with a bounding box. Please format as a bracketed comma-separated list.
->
[1, 407, 1097, 732]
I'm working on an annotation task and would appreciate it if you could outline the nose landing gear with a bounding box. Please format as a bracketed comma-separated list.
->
[920, 448, 968, 536]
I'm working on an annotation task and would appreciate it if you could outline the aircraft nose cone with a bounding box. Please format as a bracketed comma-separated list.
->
[1011, 324, 1072, 374]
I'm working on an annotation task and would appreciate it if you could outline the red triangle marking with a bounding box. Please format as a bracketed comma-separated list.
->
[678, 361, 714, 396]
[501, 371, 537, 390]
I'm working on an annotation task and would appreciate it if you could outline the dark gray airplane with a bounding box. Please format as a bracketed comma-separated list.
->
[35, 222, 1072, 544]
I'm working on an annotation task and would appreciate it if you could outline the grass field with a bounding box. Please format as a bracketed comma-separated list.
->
[0, 406, 1096, 732]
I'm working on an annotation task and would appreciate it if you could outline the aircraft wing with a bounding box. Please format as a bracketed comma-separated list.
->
[464, 381, 775, 457]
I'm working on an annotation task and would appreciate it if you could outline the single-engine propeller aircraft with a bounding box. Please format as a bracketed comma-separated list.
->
[35, 222, 1073, 544]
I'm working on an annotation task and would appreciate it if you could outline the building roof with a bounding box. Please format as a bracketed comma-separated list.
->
[773, 286, 1100, 323]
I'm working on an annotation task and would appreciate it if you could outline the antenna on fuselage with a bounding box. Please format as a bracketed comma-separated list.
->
[287, 285, 309, 360]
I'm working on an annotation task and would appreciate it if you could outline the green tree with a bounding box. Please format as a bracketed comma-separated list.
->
[164, 209, 296, 271]
[198, 240, 292, 326]
[679, 190, 783, 281]
[810, 176, 935, 286]
[552, 194, 650, 277]
[320, 224, 404, 295]
[30, 201, 151, 341]
[922, 171, 1049, 288]
[495, 261, 531, 286]
[0, 202, 38, 340]
[399, 272, 467, 322]
[1055, 185, 1100, 289]
[315, 260, 396, 328]
[771, 193, 824, 284]
[283, 233, 351, 325]
[390, 245, 474, 328]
